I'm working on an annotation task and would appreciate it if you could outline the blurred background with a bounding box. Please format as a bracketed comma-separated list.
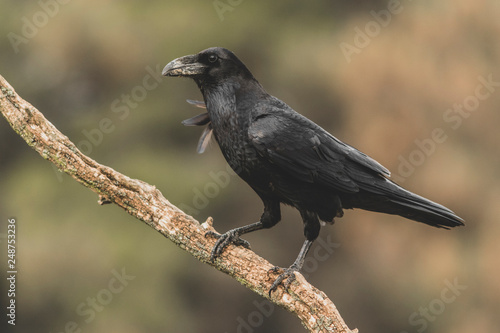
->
[1, 0, 499, 332]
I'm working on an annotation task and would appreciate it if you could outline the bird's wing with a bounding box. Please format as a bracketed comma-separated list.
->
[248, 110, 390, 194]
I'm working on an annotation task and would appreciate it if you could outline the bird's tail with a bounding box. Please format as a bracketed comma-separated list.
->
[352, 179, 464, 229]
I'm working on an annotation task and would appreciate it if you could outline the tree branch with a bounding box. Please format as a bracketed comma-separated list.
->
[0, 74, 357, 333]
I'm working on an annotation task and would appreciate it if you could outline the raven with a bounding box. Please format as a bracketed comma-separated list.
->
[162, 47, 464, 294]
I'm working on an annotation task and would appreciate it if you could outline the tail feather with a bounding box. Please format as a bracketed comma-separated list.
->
[387, 193, 464, 229]
[351, 178, 465, 229]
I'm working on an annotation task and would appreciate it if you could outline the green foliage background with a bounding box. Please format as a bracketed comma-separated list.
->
[1, 0, 499, 332]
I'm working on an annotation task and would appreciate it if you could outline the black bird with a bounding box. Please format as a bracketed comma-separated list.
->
[162, 47, 464, 294]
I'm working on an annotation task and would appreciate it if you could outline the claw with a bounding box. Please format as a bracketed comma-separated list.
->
[268, 266, 299, 296]
[268, 266, 282, 275]
[205, 230, 251, 262]
[205, 230, 220, 239]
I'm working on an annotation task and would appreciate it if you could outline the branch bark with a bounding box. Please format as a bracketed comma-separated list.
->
[0, 74, 357, 333]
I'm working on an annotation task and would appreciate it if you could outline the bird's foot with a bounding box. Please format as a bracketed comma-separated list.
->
[205, 230, 251, 261]
[268, 265, 300, 296]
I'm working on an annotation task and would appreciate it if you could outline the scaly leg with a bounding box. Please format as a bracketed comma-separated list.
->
[206, 199, 281, 261]
[268, 239, 313, 295]
[206, 221, 263, 261]
[269, 210, 320, 295]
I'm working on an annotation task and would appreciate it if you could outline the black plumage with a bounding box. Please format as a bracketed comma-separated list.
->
[163, 47, 464, 293]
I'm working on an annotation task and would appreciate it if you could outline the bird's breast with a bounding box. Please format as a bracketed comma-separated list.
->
[211, 117, 258, 173]
[204, 82, 265, 177]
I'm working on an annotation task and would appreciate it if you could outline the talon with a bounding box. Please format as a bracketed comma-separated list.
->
[233, 238, 251, 249]
[207, 230, 251, 262]
[205, 231, 221, 239]
[283, 273, 297, 289]
[268, 266, 299, 296]
[268, 266, 282, 276]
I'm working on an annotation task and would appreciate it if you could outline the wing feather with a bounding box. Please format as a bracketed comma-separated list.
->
[249, 110, 389, 194]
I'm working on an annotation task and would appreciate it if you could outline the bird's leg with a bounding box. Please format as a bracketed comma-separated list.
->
[268, 239, 313, 295]
[206, 199, 281, 261]
[206, 221, 264, 261]
[269, 210, 320, 295]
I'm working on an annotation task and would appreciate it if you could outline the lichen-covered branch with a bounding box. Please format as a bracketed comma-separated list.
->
[0, 74, 357, 333]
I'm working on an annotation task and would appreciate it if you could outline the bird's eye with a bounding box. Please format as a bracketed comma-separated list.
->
[208, 54, 218, 63]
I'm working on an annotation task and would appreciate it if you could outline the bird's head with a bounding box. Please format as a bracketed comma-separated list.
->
[162, 47, 254, 87]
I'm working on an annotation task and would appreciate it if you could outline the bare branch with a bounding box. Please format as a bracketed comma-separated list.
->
[0, 74, 358, 333]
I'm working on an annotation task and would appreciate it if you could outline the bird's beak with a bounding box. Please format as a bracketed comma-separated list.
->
[162, 54, 206, 77]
